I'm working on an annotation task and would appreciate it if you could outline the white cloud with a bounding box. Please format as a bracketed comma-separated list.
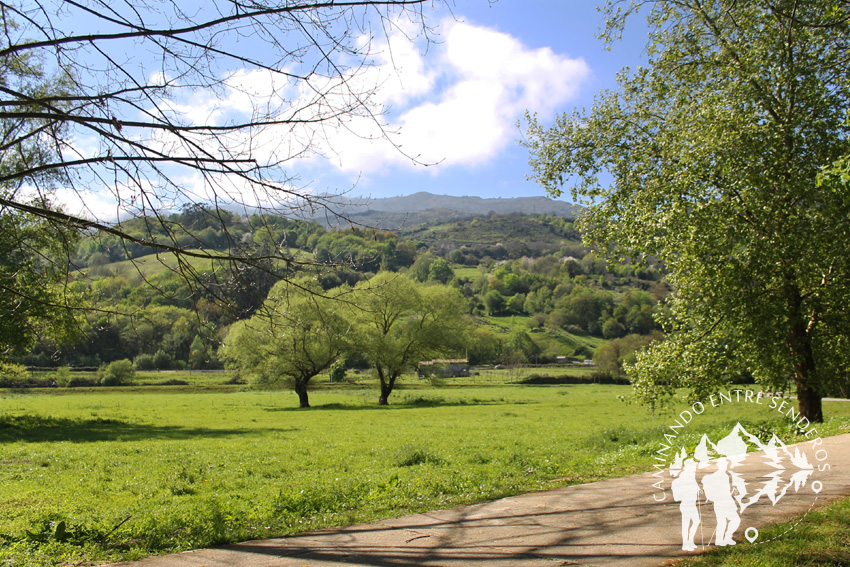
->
[317, 19, 590, 174]
[53, 17, 590, 220]
[137, 17, 590, 179]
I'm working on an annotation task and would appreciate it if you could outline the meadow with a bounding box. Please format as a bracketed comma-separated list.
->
[2, 377, 850, 566]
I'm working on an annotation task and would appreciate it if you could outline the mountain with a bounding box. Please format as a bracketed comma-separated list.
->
[354, 192, 581, 216]
[314, 192, 582, 228]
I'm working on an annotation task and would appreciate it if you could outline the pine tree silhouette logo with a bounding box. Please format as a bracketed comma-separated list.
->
[667, 423, 821, 550]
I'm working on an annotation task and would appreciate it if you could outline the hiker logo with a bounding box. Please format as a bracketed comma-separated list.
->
[650, 390, 829, 550]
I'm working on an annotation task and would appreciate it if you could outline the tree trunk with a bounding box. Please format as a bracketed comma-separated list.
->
[295, 382, 310, 408]
[785, 279, 823, 423]
[796, 378, 823, 424]
[378, 382, 392, 405]
[377, 369, 395, 405]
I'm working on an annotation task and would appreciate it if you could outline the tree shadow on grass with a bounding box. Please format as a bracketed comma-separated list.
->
[264, 398, 518, 412]
[0, 414, 298, 443]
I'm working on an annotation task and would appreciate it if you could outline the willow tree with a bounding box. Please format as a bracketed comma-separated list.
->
[219, 279, 349, 408]
[350, 272, 468, 405]
[525, 0, 850, 422]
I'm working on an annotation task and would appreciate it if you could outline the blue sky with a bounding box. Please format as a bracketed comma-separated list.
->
[52, 1, 650, 219]
[303, 0, 650, 203]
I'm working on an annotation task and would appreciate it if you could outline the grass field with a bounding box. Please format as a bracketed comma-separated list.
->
[480, 314, 604, 359]
[2, 382, 849, 566]
[81, 252, 218, 281]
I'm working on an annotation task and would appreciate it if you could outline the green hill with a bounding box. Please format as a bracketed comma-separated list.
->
[401, 213, 584, 260]
[26, 207, 663, 374]
[314, 192, 582, 229]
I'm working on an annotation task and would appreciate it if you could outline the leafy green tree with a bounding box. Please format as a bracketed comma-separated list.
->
[220, 280, 349, 408]
[624, 304, 656, 336]
[561, 288, 613, 334]
[153, 350, 173, 371]
[601, 318, 627, 340]
[350, 273, 468, 405]
[0, 48, 81, 358]
[525, 0, 850, 421]
[134, 354, 157, 371]
[188, 335, 217, 370]
[467, 327, 503, 365]
[0, 200, 81, 358]
[115, 306, 201, 363]
[593, 333, 660, 376]
[483, 290, 507, 316]
[523, 288, 552, 315]
[501, 272, 526, 295]
[506, 293, 527, 314]
[0, 362, 30, 387]
[409, 253, 438, 283]
[427, 257, 455, 284]
[545, 309, 568, 332]
[507, 328, 541, 361]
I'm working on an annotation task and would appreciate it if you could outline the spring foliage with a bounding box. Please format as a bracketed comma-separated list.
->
[525, 0, 850, 420]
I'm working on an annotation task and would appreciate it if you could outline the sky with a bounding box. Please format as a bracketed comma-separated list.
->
[299, 0, 651, 203]
[47, 1, 652, 219]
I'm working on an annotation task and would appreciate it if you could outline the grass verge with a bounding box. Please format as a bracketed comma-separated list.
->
[674, 496, 850, 567]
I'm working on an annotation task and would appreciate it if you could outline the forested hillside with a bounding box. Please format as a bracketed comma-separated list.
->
[318, 191, 582, 227]
[19, 206, 666, 377]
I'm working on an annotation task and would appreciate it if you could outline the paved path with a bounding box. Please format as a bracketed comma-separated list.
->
[107, 433, 850, 567]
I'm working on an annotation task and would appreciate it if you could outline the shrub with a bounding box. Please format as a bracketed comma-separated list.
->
[153, 350, 173, 370]
[520, 373, 630, 386]
[134, 354, 157, 371]
[328, 361, 346, 383]
[67, 376, 98, 387]
[54, 366, 72, 387]
[0, 362, 29, 387]
[100, 359, 135, 386]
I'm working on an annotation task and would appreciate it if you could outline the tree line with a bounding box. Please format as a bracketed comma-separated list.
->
[12, 209, 665, 375]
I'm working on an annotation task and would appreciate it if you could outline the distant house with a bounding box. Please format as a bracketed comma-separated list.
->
[556, 356, 595, 366]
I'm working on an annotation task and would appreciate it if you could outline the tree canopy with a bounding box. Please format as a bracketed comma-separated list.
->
[349, 272, 468, 405]
[525, 0, 850, 421]
[219, 278, 350, 407]
[0, 198, 81, 357]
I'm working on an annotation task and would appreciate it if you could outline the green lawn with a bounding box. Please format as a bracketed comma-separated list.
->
[79, 248, 310, 281]
[451, 265, 485, 280]
[1, 384, 848, 566]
